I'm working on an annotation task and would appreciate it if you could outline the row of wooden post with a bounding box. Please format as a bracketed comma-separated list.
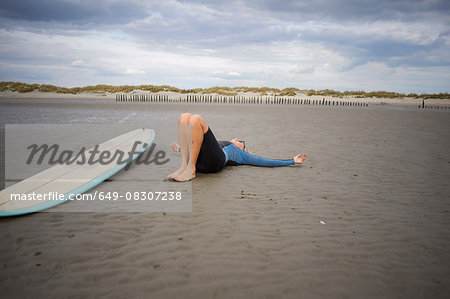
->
[419, 99, 450, 109]
[115, 93, 369, 107]
[419, 105, 450, 109]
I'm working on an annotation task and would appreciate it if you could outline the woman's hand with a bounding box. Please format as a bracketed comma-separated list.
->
[294, 153, 307, 164]
[170, 143, 180, 152]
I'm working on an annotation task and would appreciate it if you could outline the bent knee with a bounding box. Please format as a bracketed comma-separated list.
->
[179, 113, 192, 124]
[189, 114, 204, 125]
[189, 114, 208, 133]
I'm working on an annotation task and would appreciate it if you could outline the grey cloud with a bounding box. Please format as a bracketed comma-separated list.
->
[296, 24, 450, 68]
[0, 0, 147, 24]
[122, 1, 299, 48]
[247, 0, 450, 23]
[2, 0, 448, 29]
[0, 0, 88, 21]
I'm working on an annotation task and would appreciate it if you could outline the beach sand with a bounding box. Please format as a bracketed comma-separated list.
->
[1, 100, 450, 298]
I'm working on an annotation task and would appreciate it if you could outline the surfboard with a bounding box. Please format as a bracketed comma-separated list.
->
[0, 128, 155, 217]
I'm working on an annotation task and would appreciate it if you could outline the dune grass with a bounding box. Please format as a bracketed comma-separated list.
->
[0, 81, 448, 99]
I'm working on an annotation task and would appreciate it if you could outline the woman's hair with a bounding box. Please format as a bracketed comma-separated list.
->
[238, 140, 250, 153]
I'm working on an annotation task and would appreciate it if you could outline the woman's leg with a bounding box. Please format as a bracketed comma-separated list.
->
[167, 113, 192, 179]
[173, 114, 208, 181]
[167, 113, 209, 181]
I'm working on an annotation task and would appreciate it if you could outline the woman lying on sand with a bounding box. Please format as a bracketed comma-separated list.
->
[167, 113, 307, 182]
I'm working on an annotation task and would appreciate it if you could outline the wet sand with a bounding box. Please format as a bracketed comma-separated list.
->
[1, 101, 450, 298]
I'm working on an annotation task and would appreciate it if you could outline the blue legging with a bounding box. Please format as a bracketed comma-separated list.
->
[222, 144, 294, 167]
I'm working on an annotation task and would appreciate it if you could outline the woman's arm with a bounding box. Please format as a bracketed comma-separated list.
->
[223, 144, 306, 167]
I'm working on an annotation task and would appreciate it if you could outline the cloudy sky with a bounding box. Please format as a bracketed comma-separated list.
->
[0, 0, 449, 93]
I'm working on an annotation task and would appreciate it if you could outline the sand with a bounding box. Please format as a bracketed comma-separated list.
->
[1, 100, 450, 298]
[0, 91, 114, 100]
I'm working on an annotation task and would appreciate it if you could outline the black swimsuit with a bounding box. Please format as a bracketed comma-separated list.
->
[195, 128, 227, 173]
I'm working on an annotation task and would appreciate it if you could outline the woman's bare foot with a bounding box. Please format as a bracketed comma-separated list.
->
[173, 165, 196, 182]
[167, 164, 187, 179]
[294, 153, 307, 164]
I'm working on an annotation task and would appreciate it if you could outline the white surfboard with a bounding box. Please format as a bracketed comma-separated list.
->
[0, 128, 155, 217]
